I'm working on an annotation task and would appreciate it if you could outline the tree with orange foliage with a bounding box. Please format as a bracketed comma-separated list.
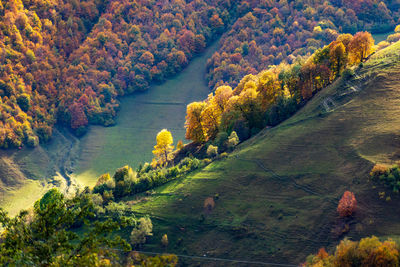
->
[329, 41, 347, 75]
[348, 32, 374, 64]
[337, 191, 357, 217]
[185, 102, 207, 143]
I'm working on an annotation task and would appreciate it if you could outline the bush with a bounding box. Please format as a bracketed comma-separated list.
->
[342, 68, 354, 80]
[161, 234, 168, 247]
[131, 217, 153, 247]
[26, 135, 39, 147]
[207, 145, 218, 157]
[214, 132, 228, 149]
[227, 131, 239, 149]
[371, 165, 400, 192]
[370, 164, 389, 178]
[114, 166, 135, 183]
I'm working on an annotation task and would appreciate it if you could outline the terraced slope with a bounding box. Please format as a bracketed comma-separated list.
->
[128, 42, 400, 265]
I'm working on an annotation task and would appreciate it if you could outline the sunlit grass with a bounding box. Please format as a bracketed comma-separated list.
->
[0, 180, 51, 217]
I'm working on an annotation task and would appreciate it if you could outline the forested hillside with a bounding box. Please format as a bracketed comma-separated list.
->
[1, 0, 399, 149]
[0, 0, 235, 148]
[205, 0, 400, 88]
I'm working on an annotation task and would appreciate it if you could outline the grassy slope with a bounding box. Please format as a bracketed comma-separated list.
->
[128, 42, 400, 265]
[0, 128, 80, 216]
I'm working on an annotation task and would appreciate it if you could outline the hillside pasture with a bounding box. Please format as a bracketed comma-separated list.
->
[126, 42, 400, 265]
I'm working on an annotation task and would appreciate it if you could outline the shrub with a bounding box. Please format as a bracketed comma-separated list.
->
[227, 131, 239, 149]
[204, 197, 215, 211]
[96, 173, 111, 186]
[370, 164, 389, 178]
[342, 68, 354, 80]
[207, 145, 218, 157]
[161, 234, 168, 247]
[337, 191, 357, 217]
[131, 217, 153, 247]
[215, 131, 228, 149]
[26, 135, 39, 147]
[371, 165, 400, 192]
[114, 166, 135, 183]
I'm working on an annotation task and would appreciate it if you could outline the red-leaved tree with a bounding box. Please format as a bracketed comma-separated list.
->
[337, 191, 357, 217]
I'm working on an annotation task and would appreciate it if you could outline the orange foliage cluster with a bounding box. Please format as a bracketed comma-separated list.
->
[337, 191, 357, 217]
[206, 0, 398, 89]
[0, 0, 105, 147]
[370, 163, 389, 178]
[305, 236, 399, 266]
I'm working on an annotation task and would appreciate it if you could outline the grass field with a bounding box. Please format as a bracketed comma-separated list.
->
[372, 31, 395, 43]
[0, 128, 80, 216]
[124, 42, 400, 265]
[74, 41, 220, 187]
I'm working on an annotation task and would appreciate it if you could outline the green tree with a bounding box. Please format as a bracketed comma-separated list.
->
[131, 217, 153, 247]
[0, 189, 130, 266]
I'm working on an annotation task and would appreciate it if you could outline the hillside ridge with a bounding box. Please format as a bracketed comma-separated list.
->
[126, 41, 400, 265]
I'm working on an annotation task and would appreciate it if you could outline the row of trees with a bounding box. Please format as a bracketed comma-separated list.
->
[185, 32, 375, 144]
[206, 0, 397, 89]
[93, 157, 209, 201]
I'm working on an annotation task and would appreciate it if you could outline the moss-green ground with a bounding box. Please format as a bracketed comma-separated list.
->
[125, 41, 400, 265]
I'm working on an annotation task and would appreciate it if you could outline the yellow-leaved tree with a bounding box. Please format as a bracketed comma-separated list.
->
[185, 102, 207, 143]
[152, 129, 174, 165]
[200, 86, 233, 141]
[257, 70, 281, 109]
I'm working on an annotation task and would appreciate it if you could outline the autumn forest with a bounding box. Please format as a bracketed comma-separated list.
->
[1, 0, 399, 148]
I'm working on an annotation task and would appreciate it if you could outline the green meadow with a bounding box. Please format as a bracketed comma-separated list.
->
[74, 41, 220, 186]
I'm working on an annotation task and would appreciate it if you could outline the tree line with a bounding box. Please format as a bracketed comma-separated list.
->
[185, 32, 375, 144]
